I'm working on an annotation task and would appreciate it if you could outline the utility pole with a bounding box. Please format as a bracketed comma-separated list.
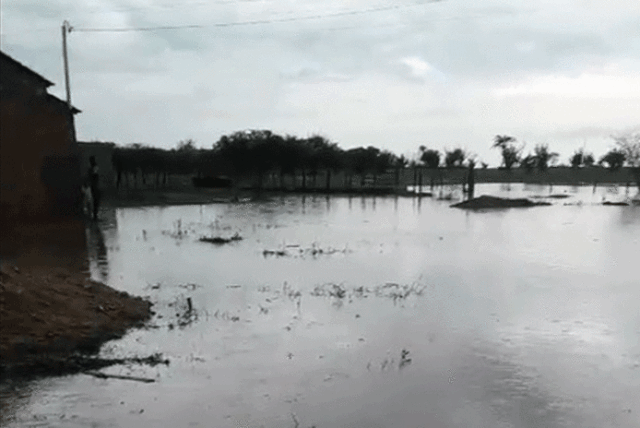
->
[61, 20, 72, 109]
[61, 20, 79, 148]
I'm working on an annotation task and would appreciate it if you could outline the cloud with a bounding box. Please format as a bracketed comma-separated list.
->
[402, 56, 433, 76]
[494, 72, 640, 98]
[2, 0, 640, 165]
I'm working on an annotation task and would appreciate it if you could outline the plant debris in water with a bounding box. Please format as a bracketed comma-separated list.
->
[310, 281, 425, 301]
[311, 283, 347, 298]
[157, 296, 201, 329]
[399, 348, 412, 369]
[178, 283, 201, 291]
[213, 310, 240, 322]
[161, 219, 196, 239]
[199, 232, 243, 244]
[262, 242, 350, 258]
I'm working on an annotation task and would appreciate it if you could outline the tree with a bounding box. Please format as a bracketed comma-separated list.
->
[177, 139, 197, 152]
[303, 135, 342, 190]
[344, 147, 369, 188]
[519, 153, 537, 172]
[212, 130, 281, 189]
[212, 132, 252, 179]
[570, 149, 594, 168]
[533, 144, 559, 171]
[393, 154, 409, 187]
[583, 153, 595, 167]
[303, 136, 323, 189]
[614, 133, 640, 168]
[612, 132, 640, 189]
[420, 148, 441, 169]
[276, 135, 301, 189]
[319, 140, 343, 191]
[570, 150, 583, 168]
[373, 150, 395, 186]
[362, 146, 383, 186]
[419, 147, 441, 189]
[444, 148, 466, 168]
[599, 149, 626, 171]
[492, 135, 521, 170]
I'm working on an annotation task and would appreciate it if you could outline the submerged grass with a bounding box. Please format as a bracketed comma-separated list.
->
[309, 281, 426, 301]
[262, 241, 351, 258]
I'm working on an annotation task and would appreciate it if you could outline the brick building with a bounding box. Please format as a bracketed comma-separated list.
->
[0, 50, 82, 224]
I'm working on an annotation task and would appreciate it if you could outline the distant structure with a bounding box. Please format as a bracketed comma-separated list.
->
[0, 50, 82, 223]
[77, 141, 116, 189]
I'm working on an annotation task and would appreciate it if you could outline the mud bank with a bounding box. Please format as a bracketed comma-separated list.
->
[451, 195, 552, 209]
[0, 262, 153, 379]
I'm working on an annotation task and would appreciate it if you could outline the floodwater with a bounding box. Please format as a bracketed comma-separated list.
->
[2, 184, 639, 428]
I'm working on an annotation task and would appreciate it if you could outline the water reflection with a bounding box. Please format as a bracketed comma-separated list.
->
[86, 222, 109, 282]
[618, 206, 640, 226]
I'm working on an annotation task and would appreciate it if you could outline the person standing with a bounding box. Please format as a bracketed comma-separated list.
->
[88, 156, 101, 220]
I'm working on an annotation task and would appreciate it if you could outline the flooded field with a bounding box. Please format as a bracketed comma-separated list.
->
[2, 184, 639, 428]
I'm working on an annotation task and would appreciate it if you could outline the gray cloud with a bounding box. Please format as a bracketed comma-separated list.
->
[1, 0, 639, 163]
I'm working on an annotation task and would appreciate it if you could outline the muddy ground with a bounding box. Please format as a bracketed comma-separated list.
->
[451, 195, 553, 209]
[0, 219, 154, 379]
[0, 262, 153, 378]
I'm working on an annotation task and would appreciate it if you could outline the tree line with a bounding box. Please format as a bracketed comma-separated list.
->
[111, 130, 640, 190]
[492, 134, 640, 173]
[112, 130, 472, 191]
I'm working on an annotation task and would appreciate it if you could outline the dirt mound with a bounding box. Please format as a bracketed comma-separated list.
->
[0, 262, 152, 378]
[451, 195, 552, 209]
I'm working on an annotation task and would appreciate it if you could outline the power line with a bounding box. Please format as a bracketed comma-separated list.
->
[1, 14, 469, 39]
[73, 24, 206, 32]
[71, 2, 441, 33]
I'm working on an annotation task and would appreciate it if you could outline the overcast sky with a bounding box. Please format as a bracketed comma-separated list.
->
[2, 0, 639, 165]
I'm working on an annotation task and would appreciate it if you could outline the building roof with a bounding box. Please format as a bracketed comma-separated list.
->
[46, 93, 81, 114]
[1, 50, 55, 88]
[1, 50, 81, 114]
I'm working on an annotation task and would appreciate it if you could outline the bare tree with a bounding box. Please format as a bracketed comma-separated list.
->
[613, 132, 640, 190]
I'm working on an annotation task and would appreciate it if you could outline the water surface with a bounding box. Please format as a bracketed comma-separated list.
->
[2, 184, 639, 428]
